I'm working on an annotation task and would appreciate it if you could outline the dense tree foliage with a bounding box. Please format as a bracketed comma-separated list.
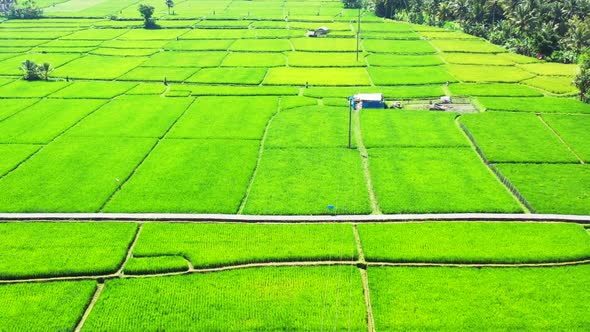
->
[19, 60, 52, 81]
[6, 0, 42, 19]
[138, 4, 157, 29]
[575, 53, 590, 102]
[373, 0, 590, 63]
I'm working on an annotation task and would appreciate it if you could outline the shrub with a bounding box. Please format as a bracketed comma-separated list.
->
[138, 4, 158, 29]
[19, 60, 52, 81]
[7, 0, 42, 19]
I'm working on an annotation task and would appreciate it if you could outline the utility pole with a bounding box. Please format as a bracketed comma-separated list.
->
[348, 97, 353, 149]
[356, 5, 361, 62]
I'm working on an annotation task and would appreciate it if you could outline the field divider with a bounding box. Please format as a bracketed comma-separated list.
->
[237, 98, 281, 213]
[359, 268, 375, 332]
[536, 114, 585, 164]
[455, 116, 535, 213]
[2, 259, 590, 285]
[117, 224, 143, 276]
[97, 97, 198, 212]
[354, 110, 382, 215]
[74, 283, 104, 332]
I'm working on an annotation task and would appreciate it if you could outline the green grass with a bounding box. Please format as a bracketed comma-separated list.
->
[133, 223, 357, 267]
[265, 106, 353, 148]
[368, 66, 456, 85]
[0, 144, 40, 176]
[303, 85, 445, 98]
[460, 112, 578, 163]
[366, 54, 444, 66]
[221, 52, 285, 67]
[181, 29, 248, 39]
[358, 222, 590, 263]
[0, 53, 81, 76]
[290, 37, 357, 52]
[229, 39, 292, 52]
[67, 96, 193, 138]
[287, 52, 365, 67]
[123, 256, 189, 275]
[164, 39, 234, 51]
[369, 266, 590, 331]
[89, 48, 160, 57]
[118, 66, 199, 82]
[49, 81, 137, 98]
[52, 55, 147, 80]
[542, 114, 590, 162]
[0, 99, 107, 144]
[168, 96, 278, 139]
[101, 39, 169, 49]
[477, 96, 590, 113]
[103, 139, 259, 213]
[62, 28, 127, 40]
[0, 80, 71, 98]
[519, 62, 577, 76]
[0, 98, 39, 121]
[265, 67, 371, 86]
[361, 110, 468, 148]
[0, 222, 137, 278]
[522, 76, 578, 94]
[449, 83, 543, 97]
[243, 148, 371, 215]
[118, 29, 188, 40]
[186, 67, 267, 84]
[498, 163, 590, 215]
[172, 85, 299, 96]
[82, 266, 366, 331]
[369, 148, 521, 213]
[140, 51, 227, 67]
[0, 281, 97, 331]
[447, 65, 534, 82]
[441, 53, 514, 65]
[0, 137, 156, 212]
[363, 39, 436, 53]
[430, 39, 507, 53]
[125, 83, 168, 95]
[280, 96, 318, 110]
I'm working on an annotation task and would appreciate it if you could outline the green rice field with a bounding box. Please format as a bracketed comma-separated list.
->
[1, 0, 589, 330]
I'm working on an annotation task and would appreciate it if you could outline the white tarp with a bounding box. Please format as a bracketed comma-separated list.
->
[354, 93, 383, 101]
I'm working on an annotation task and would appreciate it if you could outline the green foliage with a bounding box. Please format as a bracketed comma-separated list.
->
[83, 267, 366, 331]
[124, 256, 188, 275]
[0, 137, 157, 212]
[359, 222, 590, 263]
[370, 266, 590, 331]
[574, 53, 590, 102]
[134, 223, 357, 266]
[499, 164, 590, 215]
[138, 4, 157, 28]
[361, 110, 468, 148]
[461, 112, 578, 163]
[7, 0, 43, 19]
[243, 148, 371, 215]
[0, 281, 96, 331]
[0, 222, 137, 278]
[369, 147, 521, 213]
[477, 96, 590, 113]
[19, 59, 53, 81]
[104, 139, 259, 213]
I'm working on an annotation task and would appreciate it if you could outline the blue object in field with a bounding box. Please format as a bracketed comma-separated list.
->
[328, 204, 335, 211]
[348, 96, 355, 108]
[362, 100, 385, 108]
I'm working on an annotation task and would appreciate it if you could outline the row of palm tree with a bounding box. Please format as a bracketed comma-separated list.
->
[373, 0, 590, 63]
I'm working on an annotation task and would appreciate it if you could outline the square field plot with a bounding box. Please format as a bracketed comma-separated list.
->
[287, 52, 365, 67]
[0, 99, 107, 144]
[0, 53, 81, 76]
[366, 54, 444, 67]
[498, 164, 590, 215]
[221, 52, 285, 67]
[133, 223, 357, 267]
[449, 83, 543, 97]
[265, 106, 353, 148]
[168, 96, 278, 139]
[82, 267, 366, 331]
[358, 222, 590, 263]
[519, 62, 577, 76]
[101, 39, 169, 49]
[441, 53, 515, 65]
[460, 112, 578, 163]
[52, 55, 147, 80]
[264, 67, 371, 86]
[119, 66, 199, 82]
[118, 29, 189, 40]
[62, 28, 128, 40]
[542, 114, 590, 162]
[0, 222, 137, 278]
[140, 51, 227, 67]
[164, 39, 234, 51]
[0, 80, 71, 98]
[0, 136, 156, 212]
[103, 139, 259, 213]
[67, 96, 193, 138]
[186, 67, 267, 84]
[89, 48, 160, 57]
[362, 40, 436, 53]
[430, 39, 507, 53]
[522, 76, 578, 94]
[0, 144, 40, 176]
[0, 281, 97, 332]
[478, 96, 590, 114]
[0, 98, 39, 121]
[361, 110, 469, 148]
[447, 65, 534, 83]
[368, 66, 456, 85]
[174, 85, 299, 96]
[290, 38, 357, 52]
[369, 266, 590, 331]
[49, 81, 137, 98]
[243, 148, 371, 215]
[229, 39, 293, 52]
[369, 148, 521, 213]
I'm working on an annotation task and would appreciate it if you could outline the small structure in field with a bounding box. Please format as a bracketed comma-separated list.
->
[306, 26, 330, 37]
[351, 93, 385, 109]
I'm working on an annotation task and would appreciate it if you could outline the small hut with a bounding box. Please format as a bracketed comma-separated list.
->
[352, 93, 385, 109]
[306, 26, 330, 37]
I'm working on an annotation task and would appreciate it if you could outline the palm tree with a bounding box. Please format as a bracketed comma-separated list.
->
[165, 0, 174, 15]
